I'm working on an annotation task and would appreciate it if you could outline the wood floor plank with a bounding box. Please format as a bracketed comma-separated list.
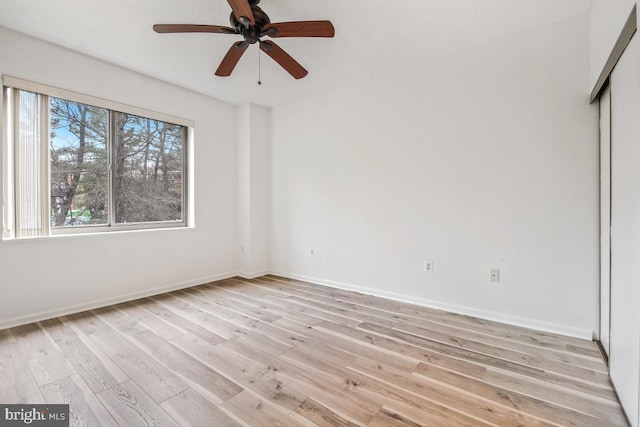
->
[193, 289, 319, 346]
[11, 323, 77, 387]
[40, 374, 118, 427]
[320, 319, 520, 376]
[170, 290, 304, 356]
[349, 356, 553, 427]
[247, 277, 405, 319]
[290, 337, 359, 368]
[66, 312, 108, 336]
[184, 285, 283, 323]
[394, 319, 607, 371]
[263, 275, 602, 358]
[271, 317, 420, 373]
[3, 329, 16, 343]
[207, 282, 328, 327]
[358, 321, 618, 401]
[152, 294, 248, 340]
[318, 319, 617, 403]
[231, 278, 400, 328]
[97, 380, 180, 427]
[0, 339, 46, 403]
[396, 305, 602, 358]
[139, 297, 227, 345]
[414, 362, 625, 427]
[160, 388, 241, 427]
[176, 288, 296, 341]
[378, 400, 488, 427]
[399, 319, 607, 373]
[115, 301, 188, 340]
[256, 276, 602, 361]
[171, 334, 307, 412]
[278, 349, 386, 422]
[40, 318, 127, 393]
[281, 345, 492, 427]
[360, 321, 611, 384]
[222, 339, 381, 425]
[481, 368, 628, 425]
[369, 407, 425, 427]
[1, 276, 626, 427]
[264, 295, 363, 328]
[77, 314, 189, 403]
[96, 304, 243, 405]
[128, 329, 243, 404]
[221, 390, 305, 427]
[294, 397, 361, 427]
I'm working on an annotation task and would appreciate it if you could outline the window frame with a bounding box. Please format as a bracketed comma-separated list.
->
[2, 76, 193, 239]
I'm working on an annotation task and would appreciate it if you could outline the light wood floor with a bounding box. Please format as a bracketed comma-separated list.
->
[0, 275, 628, 426]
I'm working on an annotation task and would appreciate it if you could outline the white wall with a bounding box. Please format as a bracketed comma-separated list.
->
[0, 26, 239, 328]
[589, 0, 636, 89]
[270, 15, 599, 338]
[238, 103, 271, 277]
[610, 33, 640, 427]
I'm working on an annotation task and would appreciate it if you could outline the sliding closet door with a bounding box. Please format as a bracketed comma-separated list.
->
[599, 86, 611, 357]
[610, 34, 640, 426]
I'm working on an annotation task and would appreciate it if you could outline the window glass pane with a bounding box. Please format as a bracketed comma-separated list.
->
[50, 97, 109, 227]
[114, 112, 184, 224]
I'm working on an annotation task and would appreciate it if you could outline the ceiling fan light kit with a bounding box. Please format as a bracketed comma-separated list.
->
[153, 0, 334, 79]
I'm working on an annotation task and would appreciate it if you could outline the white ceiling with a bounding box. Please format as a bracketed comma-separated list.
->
[0, 0, 591, 107]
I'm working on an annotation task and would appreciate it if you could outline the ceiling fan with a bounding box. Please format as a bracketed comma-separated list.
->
[153, 0, 335, 79]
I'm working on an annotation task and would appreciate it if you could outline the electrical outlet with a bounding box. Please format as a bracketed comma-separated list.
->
[424, 260, 433, 273]
[490, 268, 500, 283]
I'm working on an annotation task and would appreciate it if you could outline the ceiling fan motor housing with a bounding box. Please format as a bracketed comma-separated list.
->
[230, 4, 270, 44]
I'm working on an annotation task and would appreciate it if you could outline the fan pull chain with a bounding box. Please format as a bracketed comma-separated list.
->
[258, 48, 262, 85]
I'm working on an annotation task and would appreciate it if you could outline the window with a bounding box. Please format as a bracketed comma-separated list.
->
[2, 77, 192, 239]
[50, 97, 109, 228]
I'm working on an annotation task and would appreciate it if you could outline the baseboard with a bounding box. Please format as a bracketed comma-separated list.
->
[270, 271, 595, 341]
[1, 268, 595, 341]
[238, 269, 271, 280]
[595, 340, 609, 366]
[0, 271, 238, 331]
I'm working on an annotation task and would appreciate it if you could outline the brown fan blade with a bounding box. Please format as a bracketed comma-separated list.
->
[215, 41, 249, 77]
[263, 21, 335, 38]
[227, 0, 255, 27]
[153, 24, 236, 34]
[260, 40, 308, 79]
